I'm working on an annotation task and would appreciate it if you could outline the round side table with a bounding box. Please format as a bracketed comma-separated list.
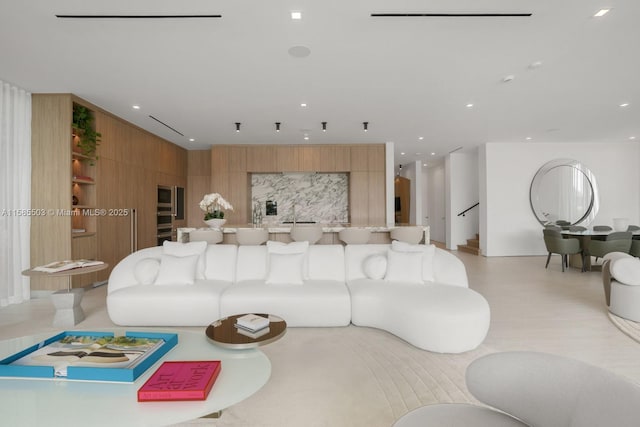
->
[22, 263, 108, 327]
[206, 314, 287, 349]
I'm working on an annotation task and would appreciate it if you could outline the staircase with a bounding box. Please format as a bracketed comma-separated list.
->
[457, 234, 481, 255]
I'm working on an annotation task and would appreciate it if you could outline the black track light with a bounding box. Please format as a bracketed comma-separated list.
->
[235, 122, 241, 132]
[275, 122, 281, 132]
[322, 121, 327, 132]
[363, 121, 369, 132]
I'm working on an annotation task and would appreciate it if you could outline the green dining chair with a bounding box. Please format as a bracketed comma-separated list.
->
[543, 229, 582, 272]
[588, 231, 632, 268]
[593, 225, 613, 231]
[629, 239, 640, 257]
[569, 225, 587, 232]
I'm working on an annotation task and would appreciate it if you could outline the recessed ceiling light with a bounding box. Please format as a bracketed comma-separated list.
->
[620, 103, 630, 107]
[630, 136, 637, 140]
[300, 103, 307, 107]
[189, 138, 195, 142]
[400, 152, 405, 155]
[594, 9, 610, 17]
[526, 137, 532, 140]
[423, 163, 427, 167]
[291, 11, 302, 20]
[304, 136, 309, 140]
[466, 103, 474, 108]
[132, 105, 140, 110]
[431, 152, 436, 156]
[418, 136, 424, 140]
[528, 61, 543, 69]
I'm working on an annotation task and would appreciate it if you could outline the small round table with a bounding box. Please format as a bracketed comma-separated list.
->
[22, 263, 108, 327]
[206, 314, 287, 349]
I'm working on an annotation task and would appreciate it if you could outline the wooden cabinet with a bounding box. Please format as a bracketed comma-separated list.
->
[200, 143, 387, 228]
[31, 94, 188, 290]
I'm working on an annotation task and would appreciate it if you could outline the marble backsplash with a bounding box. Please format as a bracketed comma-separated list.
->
[251, 173, 348, 224]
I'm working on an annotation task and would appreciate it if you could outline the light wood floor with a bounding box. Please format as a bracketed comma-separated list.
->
[1, 250, 639, 385]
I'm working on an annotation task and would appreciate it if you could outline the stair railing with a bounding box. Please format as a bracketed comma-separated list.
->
[457, 202, 479, 217]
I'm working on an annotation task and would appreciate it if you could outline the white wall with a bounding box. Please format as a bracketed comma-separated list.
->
[385, 142, 395, 226]
[481, 142, 640, 256]
[446, 150, 479, 250]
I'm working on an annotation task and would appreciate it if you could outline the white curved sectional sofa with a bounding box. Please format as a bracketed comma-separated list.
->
[107, 240, 490, 353]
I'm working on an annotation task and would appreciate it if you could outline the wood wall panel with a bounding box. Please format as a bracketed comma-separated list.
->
[187, 150, 212, 227]
[276, 145, 299, 171]
[350, 146, 369, 172]
[30, 94, 73, 290]
[93, 107, 188, 280]
[229, 146, 247, 172]
[334, 146, 351, 171]
[228, 172, 249, 225]
[349, 172, 369, 225]
[368, 145, 386, 172]
[247, 146, 276, 172]
[368, 171, 386, 225]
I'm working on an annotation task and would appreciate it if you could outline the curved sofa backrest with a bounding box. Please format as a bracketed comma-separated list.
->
[433, 249, 469, 287]
[466, 351, 640, 427]
[108, 244, 239, 293]
[344, 244, 468, 287]
[235, 244, 346, 282]
[108, 246, 163, 294]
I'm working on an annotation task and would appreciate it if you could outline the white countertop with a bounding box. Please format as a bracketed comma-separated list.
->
[179, 224, 422, 234]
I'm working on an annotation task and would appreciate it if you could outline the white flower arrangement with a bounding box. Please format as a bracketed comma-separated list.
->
[199, 193, 234, 220]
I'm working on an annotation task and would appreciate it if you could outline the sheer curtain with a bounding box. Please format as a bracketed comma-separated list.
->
[0, 80, 31, 306]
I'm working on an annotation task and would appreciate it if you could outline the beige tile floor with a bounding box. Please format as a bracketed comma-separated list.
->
[1, 249, 639, 387]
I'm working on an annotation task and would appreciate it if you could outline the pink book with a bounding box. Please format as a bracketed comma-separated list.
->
[137, 360, 221, 401]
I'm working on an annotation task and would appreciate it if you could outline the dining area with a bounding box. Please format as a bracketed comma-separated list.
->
[543, 223, 640, 272]
[529, 158, 640, 272]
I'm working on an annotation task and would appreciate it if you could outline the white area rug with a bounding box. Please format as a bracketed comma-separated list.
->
[176, 326, 494, 427]
[608, 312, 640, 344]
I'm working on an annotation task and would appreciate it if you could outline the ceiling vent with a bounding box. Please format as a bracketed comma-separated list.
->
[55, 14, 222, 19]
[148, 116, 184, 136]
[371, 12, 532, 18]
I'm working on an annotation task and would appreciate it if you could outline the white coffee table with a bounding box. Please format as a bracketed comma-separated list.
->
[0, 328, 271, 426]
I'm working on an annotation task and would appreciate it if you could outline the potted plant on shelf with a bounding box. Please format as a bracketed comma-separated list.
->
[72, 105, 101, 163]
[200, 193, 234, 228]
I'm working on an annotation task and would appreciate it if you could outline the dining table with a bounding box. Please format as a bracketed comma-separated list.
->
[561, 229, 640, 271]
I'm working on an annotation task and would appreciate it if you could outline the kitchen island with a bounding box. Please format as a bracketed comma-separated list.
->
[178, 225, 430, 245]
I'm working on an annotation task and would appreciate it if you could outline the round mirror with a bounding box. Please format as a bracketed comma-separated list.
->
[529, 159, 599, 226]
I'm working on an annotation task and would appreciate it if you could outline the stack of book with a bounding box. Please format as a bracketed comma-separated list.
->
[235, 314, 270, 339]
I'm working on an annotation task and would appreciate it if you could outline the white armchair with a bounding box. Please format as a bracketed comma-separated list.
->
[393, 351, 640, 427]
[603, 252, 640, 321]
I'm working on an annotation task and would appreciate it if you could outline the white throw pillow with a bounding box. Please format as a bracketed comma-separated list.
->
[267, 241, 309, 279]
[154, 254, 199, 286]
[265, 253, 305, 285]
[163, 240, 207, 279]
[390, 240, 436, 282]
[611, 257, 640, 286]
[134, 258, 160, 285]
[363, 254, 387, 280]
[384, 249, 424, 284]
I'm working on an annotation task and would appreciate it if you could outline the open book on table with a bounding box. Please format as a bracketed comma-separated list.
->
[33, 259, 104, 273]
[9, 334, 165, 377]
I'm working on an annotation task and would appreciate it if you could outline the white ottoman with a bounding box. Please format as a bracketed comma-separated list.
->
[349, 283, 491, 353]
